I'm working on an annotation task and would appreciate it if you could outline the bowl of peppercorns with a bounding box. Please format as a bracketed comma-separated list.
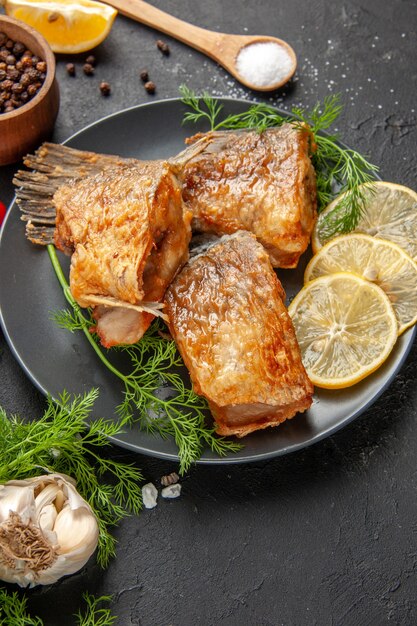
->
[0, 14, 59, 165]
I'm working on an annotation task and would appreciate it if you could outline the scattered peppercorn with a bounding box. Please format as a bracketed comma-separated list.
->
[144, 80, 156, 94]
[66, 62, 76, 76]
[160, 472, 179, 487]
[85, 55, 96, 66]
[139, 69, 149, 82]
[0, 34, 47, 114]
[99, 81, 111, 96]
[156, 39, 170, 55]
[83, 62, 94, 76]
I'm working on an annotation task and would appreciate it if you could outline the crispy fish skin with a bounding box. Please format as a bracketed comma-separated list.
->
[165, 231, 314, 437]
[54, 161, 191, 347]
[182, 125, 317, 268]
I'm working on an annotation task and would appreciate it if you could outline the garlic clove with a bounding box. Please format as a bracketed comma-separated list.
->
[54, 504, 99, 554]
[37, 503, 58, 534]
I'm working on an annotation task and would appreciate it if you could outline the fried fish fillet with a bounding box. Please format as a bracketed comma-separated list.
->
[54, 161, 191, 347]
[182, 125, 317, 268]
[165, 231, 314, 437]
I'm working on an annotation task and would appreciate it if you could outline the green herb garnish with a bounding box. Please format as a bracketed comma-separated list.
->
[179, 86, 378, 240]
[47, 246, 242, 475]
[0, 589, 43, 626]
[0, 389, 142, 568]
[75, 593, 116, 626]
[0, 589, 117, 626]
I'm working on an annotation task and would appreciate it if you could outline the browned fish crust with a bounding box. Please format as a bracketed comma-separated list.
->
[182, 125, 317, 268]
[165, 231, 314, 437]
[54, 161, 191, 347]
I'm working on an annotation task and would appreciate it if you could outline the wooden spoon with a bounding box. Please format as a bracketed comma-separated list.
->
[103, 0, 297, 91]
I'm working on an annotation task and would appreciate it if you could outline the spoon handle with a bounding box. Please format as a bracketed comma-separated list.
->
[103, 0, 225, 56]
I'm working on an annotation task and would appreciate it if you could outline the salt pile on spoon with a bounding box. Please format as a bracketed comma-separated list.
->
[236, 41, 294, 88]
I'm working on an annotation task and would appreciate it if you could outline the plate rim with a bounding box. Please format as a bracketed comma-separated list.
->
[1, 96, 416, 465]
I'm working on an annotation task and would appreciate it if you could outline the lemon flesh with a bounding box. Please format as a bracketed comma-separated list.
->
[312, 181, 417, 261]
[288, 273, 398, 389]
[6, 0, 117, 54]
[305, 233, 417, 335]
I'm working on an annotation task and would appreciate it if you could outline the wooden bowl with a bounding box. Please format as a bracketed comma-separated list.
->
[0, 14, 60, 165]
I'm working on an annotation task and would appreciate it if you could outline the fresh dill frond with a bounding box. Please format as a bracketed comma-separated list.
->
[179, 85, 224, 129]
[51, 307, 90, 332]
[0, 589, 43, 626]
[47, 246, 242, 475]
[75, 593, 116, 626]
[290, 95, 379, 239]
[180, 89, 378, 238]
[0, 389, 142, 568]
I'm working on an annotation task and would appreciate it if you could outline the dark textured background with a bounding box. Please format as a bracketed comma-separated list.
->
[1, 0, 417, 624]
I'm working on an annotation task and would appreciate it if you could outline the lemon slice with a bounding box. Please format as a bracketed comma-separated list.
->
[312, 181, 417, 261]
[5, 0, 117, 54]
[288, 272, 398, 389]
[305, 234, 417, 335]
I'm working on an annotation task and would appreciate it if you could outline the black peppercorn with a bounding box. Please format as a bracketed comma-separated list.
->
[99, 81, 111, 96]
[21, 55, 33, 69]
[20, 72, 32, 87]
[25, 68, 39, 82]
[36, 61, 47, 73]
[5, 39, 14, 50]
[66, 62, 76, 76]
[13, 41, 25, 57]
[27, 84, 38, 97]
[0, 33, 7, 47]
[11, 82, 24, 94]
[156, 39, 170, 55]
[1, 79, 13, 92]
[83, 62, 94, 75]
[7, 67, 20, 82]
[140, 69, 149, 82]
[5, 54, 15, 66]
[85, 55, 96, 66]
[144, 80, 156, 94]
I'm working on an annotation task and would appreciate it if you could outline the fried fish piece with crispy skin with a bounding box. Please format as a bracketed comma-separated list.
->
[165, 231, 314, 437]
[182, 125, 317, 268]
[54, 161, 191, 347]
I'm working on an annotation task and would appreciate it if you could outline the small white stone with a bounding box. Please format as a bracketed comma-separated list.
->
[142, 482, 158, 509]
[161, 484, 182, 499]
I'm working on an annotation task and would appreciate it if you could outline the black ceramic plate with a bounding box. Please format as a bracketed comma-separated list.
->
[0, 98, 415, 464]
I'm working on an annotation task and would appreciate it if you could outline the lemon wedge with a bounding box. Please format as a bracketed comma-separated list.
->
[312, 181, 417, 261]
[5, 0, 117, 54]
[288, 272, 398, 389]
[305, 233, 417, 335]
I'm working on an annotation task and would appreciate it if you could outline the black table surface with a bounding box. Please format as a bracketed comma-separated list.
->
[1, 1, 416, 624]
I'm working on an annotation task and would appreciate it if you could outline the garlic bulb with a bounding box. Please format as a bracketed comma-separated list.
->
[0, 473, 99, 587]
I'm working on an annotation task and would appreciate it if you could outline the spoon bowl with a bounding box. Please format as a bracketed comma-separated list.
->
[104, 0, 297, 91]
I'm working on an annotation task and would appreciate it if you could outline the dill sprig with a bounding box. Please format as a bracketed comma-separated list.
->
[179, 87, 378, 239]
[0, 389, 142, 568]
[0, 589, 43, 626]
[75, 593, 116, 626]
[48, 246, 242, 475]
